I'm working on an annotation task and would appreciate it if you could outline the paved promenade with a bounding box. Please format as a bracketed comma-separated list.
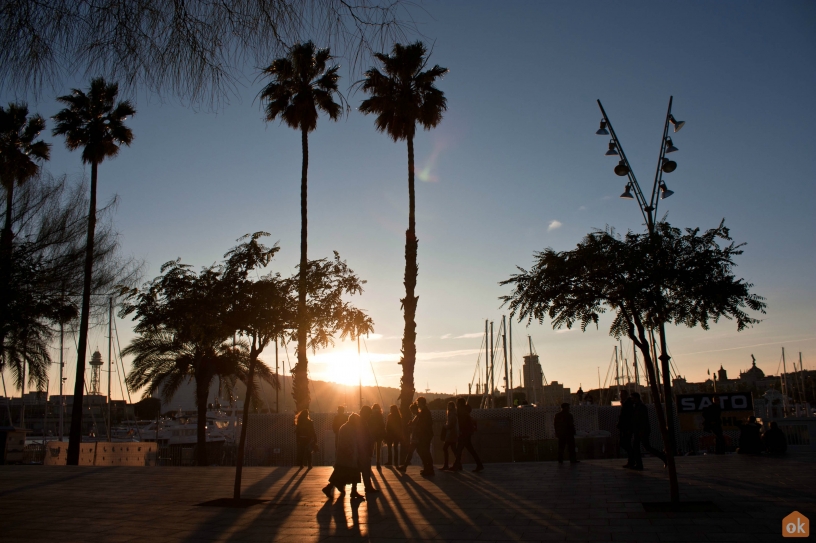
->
[1, 454, 814, 542]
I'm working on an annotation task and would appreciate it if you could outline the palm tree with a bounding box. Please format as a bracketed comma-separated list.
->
[123, 330, 249, 466]
[359, 42, 447, 424]
[0, 103, 50, 256]
[52, 78, 134, 465]
[260, 42, 342, 411]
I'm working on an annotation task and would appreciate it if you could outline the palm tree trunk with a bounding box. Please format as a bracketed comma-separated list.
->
[293, 127, 310, 412]
[400, 135, 418, 433]
[67, 160, 98, 465]
[2, 182, 14, 257]
[196, 375, 209, 466]
[234, 341, 258, 499]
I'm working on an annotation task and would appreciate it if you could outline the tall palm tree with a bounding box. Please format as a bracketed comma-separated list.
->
[0, 103, 50, 256]
[123, 330, 250, 466]
[260, 41, 342, 411]
[359, 42, 447, 424]
[52, 78, 134, 465]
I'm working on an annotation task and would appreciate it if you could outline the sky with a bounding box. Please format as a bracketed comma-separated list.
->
[2, 1, 815, 402]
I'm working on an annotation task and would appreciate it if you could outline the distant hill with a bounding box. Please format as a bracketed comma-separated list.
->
[152, 373, 454, 414]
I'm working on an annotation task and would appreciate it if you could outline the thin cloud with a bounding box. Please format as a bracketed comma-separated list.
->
[579, 206, 587, 211]
[440, 333, 452, 339]
[454, 332, 484, 339]
[548, 220, 562, 231]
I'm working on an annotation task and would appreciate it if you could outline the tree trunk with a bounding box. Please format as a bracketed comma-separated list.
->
[399, 135, 418, 435]
[293, 126, 310, 412]
[234, 341, 258, 499]
[1, 181, 14, 257]
[196, 375, 210, 466]
[658, 323, 678, 457]
[67, 160, 98, 465]
[631, 316, 679, 502]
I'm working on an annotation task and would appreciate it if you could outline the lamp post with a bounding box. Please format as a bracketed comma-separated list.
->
[595, 97, 685, 460]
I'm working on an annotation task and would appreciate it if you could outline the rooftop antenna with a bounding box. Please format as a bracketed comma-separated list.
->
[425, 382, 430, 394]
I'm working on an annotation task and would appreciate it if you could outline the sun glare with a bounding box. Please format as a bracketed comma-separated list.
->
[311, 350, 365, 386]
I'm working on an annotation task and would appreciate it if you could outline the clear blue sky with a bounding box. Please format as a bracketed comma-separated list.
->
[3, 1, 815, 400]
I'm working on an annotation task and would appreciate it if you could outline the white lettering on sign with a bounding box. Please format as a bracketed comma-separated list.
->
[681, 398, 695, 410]
[731, 396, 748, 409]
[698, 397, 712, 409]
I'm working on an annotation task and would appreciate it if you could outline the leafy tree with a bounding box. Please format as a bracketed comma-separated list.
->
[260, 42, 343, 411]
[0, 103, 50, 255]
[121, 261, 251, 466]
[501, 221, 765, 502]
[359, 41, 447, 426]
[1, 174, 139, 410]
[53, 77, 135, 465]
[0, 0, 415, 108]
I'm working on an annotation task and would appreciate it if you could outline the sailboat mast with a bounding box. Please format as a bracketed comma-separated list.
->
[509, 318, 513, 405]
[59, 321, 64, 441]
[800, 352, 810, 417]
[275, 338, 279, 413]
[502, 316, 509, 409]
[358, 336, 362, 410]
[489, 321, 494, 407]
[107, 297, 112, 441]
[484, 320, 489, 405]
[614, 346, 620, 401]
[782, 347, 789, 416]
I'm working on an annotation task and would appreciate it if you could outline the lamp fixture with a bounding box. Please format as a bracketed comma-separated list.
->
[660, 182, 674, 199]
[614, 160, 629, 176]
[661, 157, 677, 173]
[620, 184, 634, 199]
[596, 120, 609, 135]
[669, 115, 685, 132]
[605, 141, 619, 156]
[665, 137, 679, 153]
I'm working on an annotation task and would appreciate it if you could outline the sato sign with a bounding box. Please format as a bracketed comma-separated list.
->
[675, 393, 754, 431]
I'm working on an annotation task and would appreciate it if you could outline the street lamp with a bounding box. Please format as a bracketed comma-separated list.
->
[595, 96, 685, 463]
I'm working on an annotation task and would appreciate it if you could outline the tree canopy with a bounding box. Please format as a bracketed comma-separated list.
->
[501, 221, 766, 344]
[1, 0, 416, 108]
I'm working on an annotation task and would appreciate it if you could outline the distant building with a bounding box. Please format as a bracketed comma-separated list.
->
[539, 381, 571, 406]
[523, 354, 544, 404]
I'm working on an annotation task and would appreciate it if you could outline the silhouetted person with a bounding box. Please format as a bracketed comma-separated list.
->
[369, 403, 386, 470]
[737, 415, 763, 454]
[332, 406, 348, 449]
[415, 396, 435, 476]
[357, 405, 379, 493]
[702, 395, 725, 454]
[630, 392, 666, 469]
[617, 390, 635, 468]
[295, 409, 316, 469]
[554, 403, 578, 464]
[385, 404, 403, 466]
[763, 421, 787, 455]
[452, 398, 483, 472]
[440, 401, 458, 470]
[397, 402, 420, 472]
[323, 413, 363, 499]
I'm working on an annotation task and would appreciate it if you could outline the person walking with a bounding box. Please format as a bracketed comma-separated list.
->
[397, 402, 420, 472]
[630, 392, 666, 469]
[452, 398, 483, 472]
[332, 406, 348, 449]
[415, 397, 435, 476]
[702, 395, 726, 454]
[617, 390, 635, 468]
[323, 413, 364, 499]
[385, 404, 403, 466]
[554, 403, 579, 464]
[762, 421, 787, 455]
[369, 404, 387, 470]
[440, 401, 459, 470]
[295, 409, 317, 469]
[358, 406, 380, 493]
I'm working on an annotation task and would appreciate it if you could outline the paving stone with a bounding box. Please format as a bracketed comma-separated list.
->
[1, 453, 814, 542]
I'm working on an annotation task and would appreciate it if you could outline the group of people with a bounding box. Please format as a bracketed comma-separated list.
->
[616, 390, 666, 470]
[297, 397, 485, 500]
[702, 395, 788, 455]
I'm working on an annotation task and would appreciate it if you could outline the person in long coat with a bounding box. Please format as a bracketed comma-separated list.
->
[385, 404, 403, 466]
[358, 406, 380, 493]
[397, 403, 420, 472]
[440, 401, 459, 470]
[415, 397, 435, 476]
[323, 413, 364, 499]
[617, 390, 635, 468]
[369, 404, 387, 470]
[554, 403, 578, 464]
[452, 398, 483, 472]
[295, 409, 316, 469]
